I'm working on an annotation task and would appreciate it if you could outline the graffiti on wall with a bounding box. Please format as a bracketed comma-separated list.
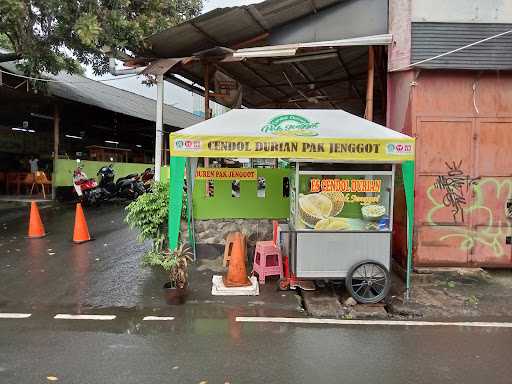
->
[426, 162, 512, 258]
[433, 161, 479, 224]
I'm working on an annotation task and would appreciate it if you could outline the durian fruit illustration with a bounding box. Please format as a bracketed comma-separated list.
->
[314, 217, 350, 230]
[321, 191, 345, 216]
[298, 193, 333, 228]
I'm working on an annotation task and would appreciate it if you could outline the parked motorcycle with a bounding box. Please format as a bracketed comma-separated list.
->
[140, 167, 155, 192]
[97, 164, 145, 200]
[73, 165, 102, 206]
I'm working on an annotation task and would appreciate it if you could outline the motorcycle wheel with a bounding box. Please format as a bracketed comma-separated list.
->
[82, 191, 92, 206]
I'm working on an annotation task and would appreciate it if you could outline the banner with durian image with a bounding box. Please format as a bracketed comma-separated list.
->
[295, 173, 392, 232]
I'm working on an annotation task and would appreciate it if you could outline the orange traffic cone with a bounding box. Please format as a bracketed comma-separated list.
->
[73, 203, 91, 243]
[28, 201, 46, 238]
[223, 232, 251, 287]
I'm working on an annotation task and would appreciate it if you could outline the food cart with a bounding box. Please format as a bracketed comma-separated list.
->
[167, 109, 416, 302]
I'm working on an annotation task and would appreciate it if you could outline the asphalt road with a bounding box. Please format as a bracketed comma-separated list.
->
[1, 315, 512, 384]
[2, 202, 512, 384]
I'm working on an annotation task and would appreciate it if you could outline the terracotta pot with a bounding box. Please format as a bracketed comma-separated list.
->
[163, 282, 187, 305]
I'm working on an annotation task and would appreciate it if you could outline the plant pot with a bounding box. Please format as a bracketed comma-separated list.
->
[163, 282, 187, 305]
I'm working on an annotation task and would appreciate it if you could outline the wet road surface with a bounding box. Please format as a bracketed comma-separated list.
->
[0, 202, 300, 315]
[1, 313, 512, 384]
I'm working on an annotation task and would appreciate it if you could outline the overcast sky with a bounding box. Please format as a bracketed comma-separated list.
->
[203, 0, 264, 12]
[87, 0, 265, 114]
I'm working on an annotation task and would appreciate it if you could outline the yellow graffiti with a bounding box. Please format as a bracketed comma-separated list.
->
[426, 178, 512, 257]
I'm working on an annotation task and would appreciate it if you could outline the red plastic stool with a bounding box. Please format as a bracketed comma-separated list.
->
[252, 240, 283, 284]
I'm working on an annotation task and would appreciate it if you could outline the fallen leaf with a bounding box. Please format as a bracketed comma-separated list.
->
[46, 375, 58, 381]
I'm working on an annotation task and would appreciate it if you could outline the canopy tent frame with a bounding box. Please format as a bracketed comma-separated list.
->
[167, 109, 415, 299]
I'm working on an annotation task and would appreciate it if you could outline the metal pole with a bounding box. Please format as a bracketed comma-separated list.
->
[154, 74, 164, 181]
[203, 62, 210, 184]
[52, 105, 60, 200]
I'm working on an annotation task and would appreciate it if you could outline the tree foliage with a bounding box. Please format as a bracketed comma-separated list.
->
[125, 180, 170, 250]
[0, 0, 203, 76]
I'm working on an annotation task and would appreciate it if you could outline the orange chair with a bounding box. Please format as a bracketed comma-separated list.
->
[20, 173, 34, 195]
[30, 171, 52, 198]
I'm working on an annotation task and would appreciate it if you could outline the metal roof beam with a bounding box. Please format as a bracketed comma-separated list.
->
[189, 21, 222, 46]
[253, 75, 361, 89]
[213, 63, 276, 104]
[336, 50, 365, 108]
[240, 62, 288, 97]
[240, 62, 303, 108]
[255, 95, 360, 108]
[290, 62, 337, 109]
[246, 5, 270, 32]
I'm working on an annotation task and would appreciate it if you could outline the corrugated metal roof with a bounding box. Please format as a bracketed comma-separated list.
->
[412, 22, 512, 70]
[147, 0, 347, 57]
[0, 62, 200, 129]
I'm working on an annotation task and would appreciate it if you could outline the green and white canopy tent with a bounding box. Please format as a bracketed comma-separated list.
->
[167, 109, 415, 297]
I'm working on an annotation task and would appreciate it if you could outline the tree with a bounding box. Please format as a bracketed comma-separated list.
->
[0, 0, 203, 76]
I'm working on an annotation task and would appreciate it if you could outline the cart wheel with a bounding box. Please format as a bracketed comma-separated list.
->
[346, 260, 390, 304]
[278, 278, 290, 291]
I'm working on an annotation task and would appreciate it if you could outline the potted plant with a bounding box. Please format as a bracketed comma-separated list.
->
[125, 181, 191, 304]
[142, 243, 192, 305]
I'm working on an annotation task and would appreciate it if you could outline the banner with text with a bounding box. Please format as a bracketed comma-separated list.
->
[194, 167, 257, 180]
[171, 135, 415, 162]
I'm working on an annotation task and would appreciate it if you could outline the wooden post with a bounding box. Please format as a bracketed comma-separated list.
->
[365, 46, 375, 121]
[204, 61, 211, 120]
[52, 104, 60, 200]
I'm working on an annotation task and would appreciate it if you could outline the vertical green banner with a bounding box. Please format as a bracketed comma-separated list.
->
[168, 156, 186, 251]
[402, 160, 415, 298]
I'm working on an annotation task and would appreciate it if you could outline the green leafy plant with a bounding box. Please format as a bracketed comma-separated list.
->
[143, 243, 192, 288]
[125, 180, 191, 286]
[125, 181, 169, 255]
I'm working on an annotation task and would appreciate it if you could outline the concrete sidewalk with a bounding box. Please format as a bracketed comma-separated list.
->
[301, 267, 512, 322]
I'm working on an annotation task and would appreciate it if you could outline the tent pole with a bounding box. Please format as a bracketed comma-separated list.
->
[365, 46, 375, 121]
[52, 104, 60, 200]
[185, 159, 197, 262]
[402, 160, 415, 302]
[154, 73, 164, 181]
